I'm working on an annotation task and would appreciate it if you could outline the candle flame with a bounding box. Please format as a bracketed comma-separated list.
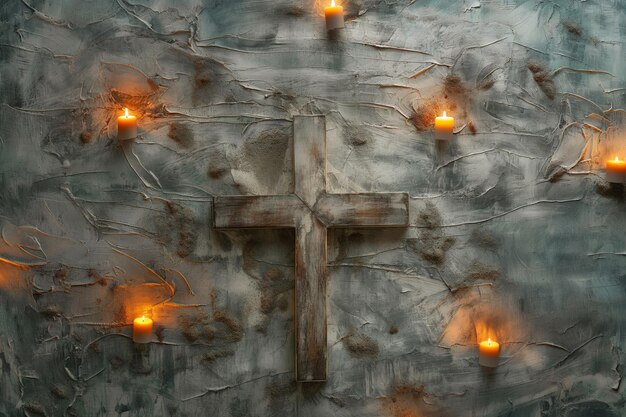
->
[141, 315, 145, 322]
[616, 156, 620, 162]
[487, 338, 492, 345]
[443, 111, 447, 118]
[331, 0, 335, 6]
[124, 108, 129, 118]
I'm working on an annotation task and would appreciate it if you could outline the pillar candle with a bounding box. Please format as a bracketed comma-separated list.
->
[133, 315, 153, 343]
[479, 338, 500, 367]
[606, 157, 626, 184]
[117, 108, 138, 140]
[325, 0, 344, 31]
[435, 111, 454, 141]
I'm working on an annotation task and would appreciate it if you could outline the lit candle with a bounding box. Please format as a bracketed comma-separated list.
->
[117, 108, 137, 140]
[479, 338, 500, 367]
[324, 0, 344, 31]
[435, 111, 454, 141]
[133, 315, 153, 343]
[606, 156, 626, 184]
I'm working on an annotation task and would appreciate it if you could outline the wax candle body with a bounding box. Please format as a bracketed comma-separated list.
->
[117, 108, 137, 140]
[606, 157, 626, 184]
[133, 316, 153, 343]
[435, 112, 454, 141]
[479, 338, 500, 367]
[325, 1, 344, 30]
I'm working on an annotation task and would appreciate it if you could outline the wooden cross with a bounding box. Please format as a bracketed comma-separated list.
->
[214, 115, 409, 381]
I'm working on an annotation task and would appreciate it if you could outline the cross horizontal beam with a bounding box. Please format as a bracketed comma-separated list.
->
[314, 193, 408, 227]
[214, 195, 303, 228]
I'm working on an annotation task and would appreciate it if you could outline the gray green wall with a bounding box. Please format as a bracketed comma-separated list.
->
[1, 0, 625, 416]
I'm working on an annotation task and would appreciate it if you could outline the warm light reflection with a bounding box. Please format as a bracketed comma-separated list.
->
[437, 294, 525, 351]
[112, 283, 172, 325]
[0, 257, 29, 269]
[0, 262, 28, 290]
[475, 320, 499, 344]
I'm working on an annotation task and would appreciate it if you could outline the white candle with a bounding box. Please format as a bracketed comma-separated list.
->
[117, 108, 138, 141]
[325, 0, 344, 31]
[434, 111, 454, 141]
[478, 338, 500, 367]
[606, 157, 626, 184]
[133, 315, 153, 343]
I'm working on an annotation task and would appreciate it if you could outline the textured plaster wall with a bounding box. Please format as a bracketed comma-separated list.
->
[1, 0, 626, 416]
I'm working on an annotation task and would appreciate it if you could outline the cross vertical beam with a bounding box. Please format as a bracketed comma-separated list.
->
[293, 116, 328, 381]
[294, 116, 326, 207]
[295, 214, 327, 381]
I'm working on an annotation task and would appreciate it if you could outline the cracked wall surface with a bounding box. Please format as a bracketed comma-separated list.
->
[1, 0, 625, 416]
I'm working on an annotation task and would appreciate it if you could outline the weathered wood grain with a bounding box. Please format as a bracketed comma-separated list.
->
[294, 115, 326, 207]
[294, 214, 328, 381]
[214, 195, 304, 228]
[213, 115, 409, 381]
[315, 193, 409, 227]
